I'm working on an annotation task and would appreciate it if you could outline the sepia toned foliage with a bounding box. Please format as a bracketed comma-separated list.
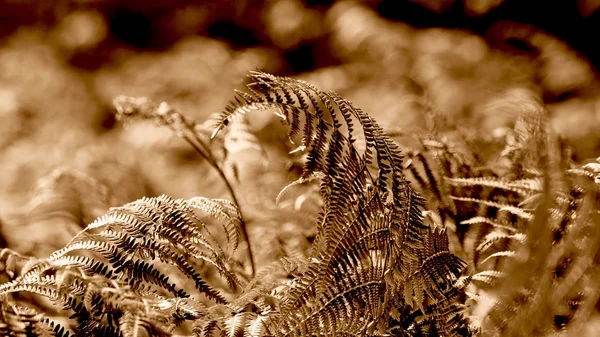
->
[2, 1, 600, 337]
[0, 72, 471, 337]
[400, 85, 600, 336]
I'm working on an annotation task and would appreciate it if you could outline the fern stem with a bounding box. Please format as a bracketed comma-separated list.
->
[112, 96, 255, 276]
[180, 131, 255, 276]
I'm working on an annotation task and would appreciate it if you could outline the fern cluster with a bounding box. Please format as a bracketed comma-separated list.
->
[0, 195, 247, 336]
[4, 67, 598, 337]
[0, 72, 471, 336]
[4, 70, 599, 337]
[401, 94, 600, 335]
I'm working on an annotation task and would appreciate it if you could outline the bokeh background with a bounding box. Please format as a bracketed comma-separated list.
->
[1, 0, 600, 299]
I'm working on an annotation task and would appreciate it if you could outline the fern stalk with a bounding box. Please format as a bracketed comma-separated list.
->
[112, 96, 255, 276]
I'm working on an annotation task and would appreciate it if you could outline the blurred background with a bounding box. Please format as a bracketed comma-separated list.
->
[1, 0, 600, 265]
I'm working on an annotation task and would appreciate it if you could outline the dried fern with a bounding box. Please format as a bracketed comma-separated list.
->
[0, 195, 246, 336]
[113, 96, 255, 275]
[402, 88, 600, 335]
[0, 71, 471, 337]
[212, 71, 470, 336]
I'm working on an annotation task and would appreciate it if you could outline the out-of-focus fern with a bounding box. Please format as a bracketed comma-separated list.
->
[480, 166, 600, 336]
[196, 111, 268, 183]
[402, 89, 600, 335]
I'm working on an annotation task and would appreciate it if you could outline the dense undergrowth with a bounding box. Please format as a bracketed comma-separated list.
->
[0, 71, 598, 336]
[1, 1, 600, 336]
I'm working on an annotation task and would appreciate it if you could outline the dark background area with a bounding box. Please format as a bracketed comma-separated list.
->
[1, 0, 599, 71]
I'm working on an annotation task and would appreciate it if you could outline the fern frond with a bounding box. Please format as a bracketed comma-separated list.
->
[476, 232, 526, 254]
[460, 216, 517, 233]
[212, 71, 470, 336]
[449, 196, 533, 220]
[445, 177, 541, 196]
[479, 251, 517, 265]
[0, 194, 248, 337]
[470, 270, 506, 286]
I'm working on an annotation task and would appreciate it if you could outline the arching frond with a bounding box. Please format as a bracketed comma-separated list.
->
[212, 71, 470, 336]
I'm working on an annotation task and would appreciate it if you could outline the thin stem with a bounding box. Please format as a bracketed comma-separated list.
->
[113, 96, 255, 277]
[180, 129, 255, 276]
